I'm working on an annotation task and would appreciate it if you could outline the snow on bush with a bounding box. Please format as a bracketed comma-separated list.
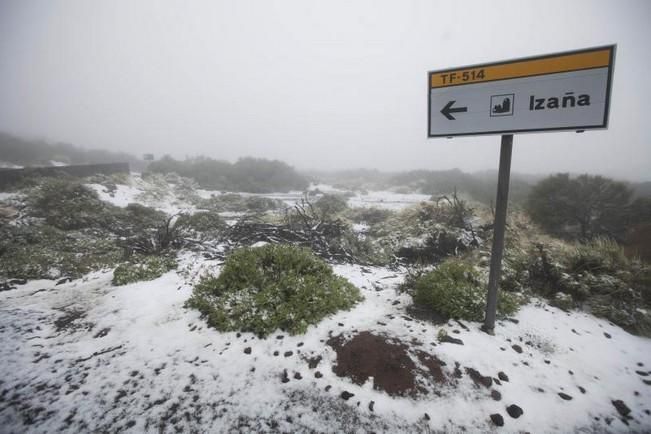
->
[186, 244, 363, 337]
[412, 258, 520, 321]
[112, 254, 177, 286]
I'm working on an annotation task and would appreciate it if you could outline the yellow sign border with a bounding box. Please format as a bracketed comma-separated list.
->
[430, 46, 614, 89]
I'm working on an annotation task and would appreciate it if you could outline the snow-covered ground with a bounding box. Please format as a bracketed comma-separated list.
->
[1, 180, 650, 433]
[2, 261, 650, 433]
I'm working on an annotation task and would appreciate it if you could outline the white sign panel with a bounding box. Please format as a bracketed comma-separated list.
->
[428, 46, 615, 137]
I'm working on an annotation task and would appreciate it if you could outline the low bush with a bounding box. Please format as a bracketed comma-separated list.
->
[314, 194, 349, 218]
[186, 244, 362, 337]
[411, 259, 520, 321]
[176, 211, 225, 234]
[501, 238, 651, 336]
[112, 254, 177, 286]
[199, 194, 284, 213]
[0, 224, 122, 279]
[346, 207, 393, 225]
[28, 178, 113, 230]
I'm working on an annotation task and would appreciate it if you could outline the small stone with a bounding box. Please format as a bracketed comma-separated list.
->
[243, 347, 252, 354]
[568, 370, 574, 375]
[491, 390, 502, 401]
[506, 404, 523, 419]
[498, 371, 509, 382]
[612, 400, 631, 417]
[297, 342, 304, 347]
[424, 413, 430, 420]
[494, 378, 502, 386]
[340, 391, 354, 400]
[604, 332, 611, 339]
[236, 332, 241, 338]
[284, 351, 293, 357]
[281, 370, 290, 383]
[544, 360, 551, 364]
[273, 351, 279, 356]
[293, 372, 302, 380]
[276, 335, 284, 340]
[440, 335, 464, 345]
[512, 344, 523, 354]
[490, 413, 504, 426]
[325, 385, 332, 392]
[636, 370, 649, 377]
[314, 371, 323, 379]
[368, 401, 375, 412]
[558, 392, 573, 401]
[578, 386, 586, 394]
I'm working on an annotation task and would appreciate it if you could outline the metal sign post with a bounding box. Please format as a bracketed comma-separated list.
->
[427, 45, 615, 333]
[483, 134, 512, 334]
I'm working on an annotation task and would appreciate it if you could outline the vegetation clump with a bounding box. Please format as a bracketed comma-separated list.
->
[29, 178, 113, 230]
[409, 258, 520, 322]
[0, 224, 122, 279]
[176, 211, 225, 234]
[186, 244, 363, 337]
[147, 155, 309, 193]
[112, 254, 177, 286]
[526, 173, 648, 241]
[502, 237, 651, 336]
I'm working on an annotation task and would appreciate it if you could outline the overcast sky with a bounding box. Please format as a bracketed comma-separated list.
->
[1, 0, 650, 180]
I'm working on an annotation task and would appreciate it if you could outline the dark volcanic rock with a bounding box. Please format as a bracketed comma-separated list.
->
[604, 332, 611, 339]
[491, 390, 502, 401]
[466, 368, 492, 388]
[243, 347, 252, 354]
[612, 400, 631, 417]
[511, 344, 523, 354]
[506, 404, 523, 419]
[498, 371, 509, 382]
[440, 335, 464, 345]
[340, 391, 354, 401]
[558, 392, 573, 401]
[490, 413, 505, 426]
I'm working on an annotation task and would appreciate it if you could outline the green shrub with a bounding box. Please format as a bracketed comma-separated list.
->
[29, 178, 113, 230]
[314, 194, 349, 217]
[346, 207, 393, 225]
[412, 259, 520, 321]
[566, 237, 629, 274]
[500, 239, 651, 336]
[186, 244, 363, 337]
[0, 224, 122, 279]
[112, 254, 177, 286]
[176, 211, 225, 233]
[199, 194, 283, 213]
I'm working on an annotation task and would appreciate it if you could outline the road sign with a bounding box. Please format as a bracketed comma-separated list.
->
[428, 45, 616, 137]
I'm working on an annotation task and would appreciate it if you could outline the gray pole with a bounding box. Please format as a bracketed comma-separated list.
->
[483, 134, 513, 334]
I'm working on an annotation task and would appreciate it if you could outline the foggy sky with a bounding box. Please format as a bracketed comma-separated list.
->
[1, 0, 650, 180]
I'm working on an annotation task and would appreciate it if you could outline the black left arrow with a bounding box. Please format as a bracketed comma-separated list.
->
[440, 100, 468, 120]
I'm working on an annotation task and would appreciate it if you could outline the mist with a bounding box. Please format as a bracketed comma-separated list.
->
[1, 0, 650, 180]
